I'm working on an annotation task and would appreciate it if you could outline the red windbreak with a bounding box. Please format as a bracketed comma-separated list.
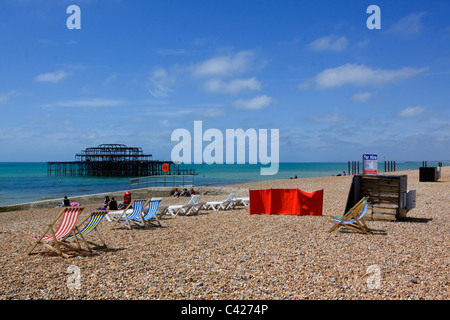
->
[249, 189, 323, 216]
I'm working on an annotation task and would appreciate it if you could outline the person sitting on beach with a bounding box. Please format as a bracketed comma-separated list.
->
[119, 191, 132, 209]
[173, 188, 180, 197]
[63, 196, 71, 207]
[108, 197, 118, 210]
[103, 196, 110, 210]
[190, 188, 196, 195]
[182, 188, 190, 197]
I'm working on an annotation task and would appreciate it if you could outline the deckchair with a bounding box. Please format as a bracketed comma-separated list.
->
[112, 199, 146, 229]
[27, 207, 86, 258]
[166, 195, 205, 216]
[202, 193, 236, 211]
[63, 210, 107, 249]
[157, 204, 169, 218]
[133, 199, 162, 227]
[328, 197, 371, 234]
[329, 204, 372, 234]
[105, 201, 133, 221]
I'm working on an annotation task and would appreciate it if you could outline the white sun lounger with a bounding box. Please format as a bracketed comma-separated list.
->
[202, 193, 237, 211]
[234, 196, 249, 207]
[164, 195, 205, 216]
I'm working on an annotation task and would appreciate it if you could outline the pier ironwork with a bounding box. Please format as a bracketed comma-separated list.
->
[47, 144, 196, 177]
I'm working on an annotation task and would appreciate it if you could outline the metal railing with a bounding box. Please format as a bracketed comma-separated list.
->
[129, 174, 195, 189]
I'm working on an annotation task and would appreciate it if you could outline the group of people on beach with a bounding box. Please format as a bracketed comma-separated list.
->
[62, 187, 197, 210]
[172, 188, 195, 197]
[101, 196, 118, 210]
[100, 191, 131, 210]
[61, 191, 133, 210]
[98, 188, 195, 208]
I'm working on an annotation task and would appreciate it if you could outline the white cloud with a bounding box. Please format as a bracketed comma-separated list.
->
[203, 77, 261, 94]
[301, 64, 427, 89]
[233, 95, 273, 110]
[199, 108, 225, 117]
[355, 39, 370, 48]
[155, 110, 193, 117]
[147, 67, 175, 97]
[352, 92, 373, 103]
[155, 107, 225, 118]
[191, 50, 255, 77]
[44, 98, 127, 108]
[104, 74, 117, 84]
[308, 35, 348, 52]
[0, 90, 16, 103]
[397, 106, 427, 118]
[390, 12, 426, 36]
[309, 108, 348, 123]
[35, 70, 69, 83]
[159, 119, 170, 126]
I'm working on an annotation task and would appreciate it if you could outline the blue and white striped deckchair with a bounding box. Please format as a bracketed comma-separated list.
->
[329, 203, 372, 234]
[328, 197, 368, 232]
[64, 210, 107, 249]
[113, 199, 146, 229]
[133, 199, 162, 227]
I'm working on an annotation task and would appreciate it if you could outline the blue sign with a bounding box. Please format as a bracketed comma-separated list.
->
[363, 154, 378, 161]
[363, 154, 378, 174]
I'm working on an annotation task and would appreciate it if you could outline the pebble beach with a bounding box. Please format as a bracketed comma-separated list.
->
[0, 168, 448, 300]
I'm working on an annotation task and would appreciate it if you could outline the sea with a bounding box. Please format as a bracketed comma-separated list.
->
[0, 161, 447, 207]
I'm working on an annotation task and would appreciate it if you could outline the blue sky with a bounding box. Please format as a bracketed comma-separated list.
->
[1, 0, 449, 163]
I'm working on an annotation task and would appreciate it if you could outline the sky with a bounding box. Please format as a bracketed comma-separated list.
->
[1, 0, 449, 163]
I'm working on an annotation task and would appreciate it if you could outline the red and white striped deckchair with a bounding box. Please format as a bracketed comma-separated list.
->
[27, 207, 86, 258]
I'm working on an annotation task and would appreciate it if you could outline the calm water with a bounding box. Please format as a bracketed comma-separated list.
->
[0, 161, 447, 206]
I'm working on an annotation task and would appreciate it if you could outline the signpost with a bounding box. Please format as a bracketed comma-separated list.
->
[363, 154, 378, 175]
